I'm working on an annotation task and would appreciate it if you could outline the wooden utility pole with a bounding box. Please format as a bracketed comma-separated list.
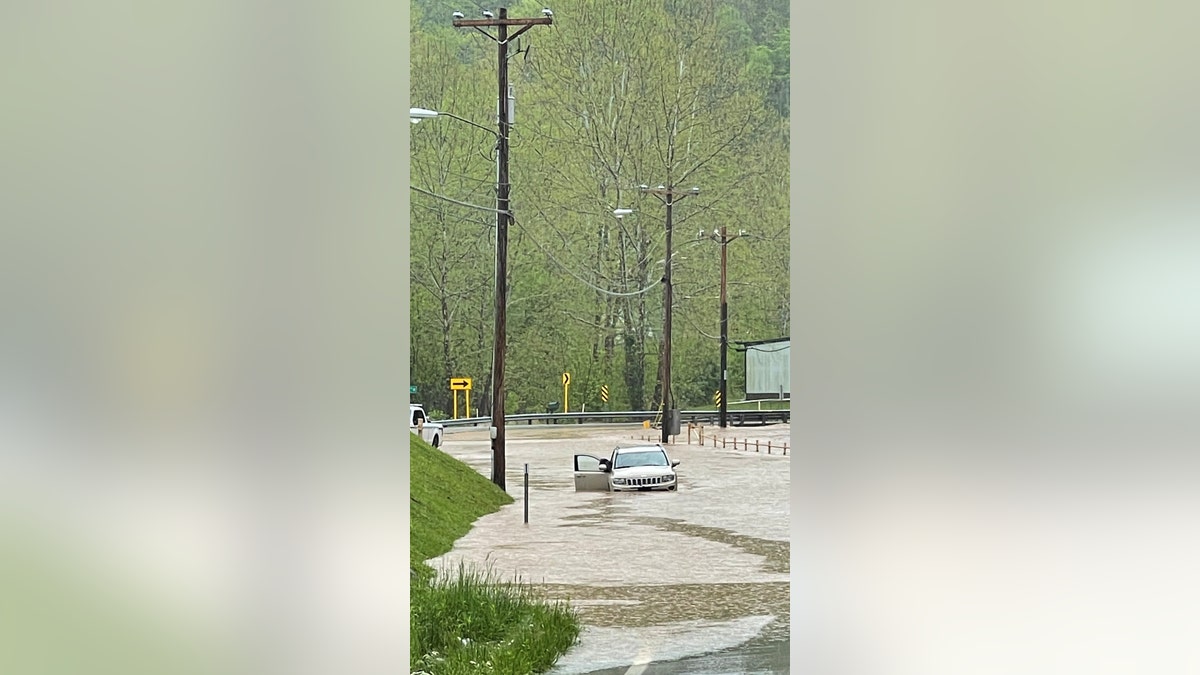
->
[707, 226, 746, 428]
[453, 7, 553, 489]
[639, 184, 700, 443]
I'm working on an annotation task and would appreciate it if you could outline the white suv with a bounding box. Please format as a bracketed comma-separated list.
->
[573, 445, 680, 492]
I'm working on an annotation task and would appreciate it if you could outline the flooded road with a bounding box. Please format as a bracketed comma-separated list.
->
[427, 423, 790, 673]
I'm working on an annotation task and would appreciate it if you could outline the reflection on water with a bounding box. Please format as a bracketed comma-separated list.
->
[428, 424, 790, 671]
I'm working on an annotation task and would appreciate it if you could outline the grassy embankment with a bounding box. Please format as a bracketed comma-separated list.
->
[410, 434, 580, 674]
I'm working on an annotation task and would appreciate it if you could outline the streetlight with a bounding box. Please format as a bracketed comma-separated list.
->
[409, 107, 438, 122]
[639, 184, 700, 443]
[408, 107, 498, 137]
[705, 226, 748, 428]
[409, 107, 504, 214]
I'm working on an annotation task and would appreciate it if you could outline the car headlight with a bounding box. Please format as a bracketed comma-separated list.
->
[612, 478, 626, 485]
[662, 474, 675, 481]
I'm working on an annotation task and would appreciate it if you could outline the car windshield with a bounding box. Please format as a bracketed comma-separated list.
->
[614, 450, 668, 469]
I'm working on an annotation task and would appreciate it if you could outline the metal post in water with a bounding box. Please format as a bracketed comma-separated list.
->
[523, 463, 529, 524]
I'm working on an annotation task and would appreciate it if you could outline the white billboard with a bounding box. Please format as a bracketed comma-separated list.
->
[745, 339, 790, 399]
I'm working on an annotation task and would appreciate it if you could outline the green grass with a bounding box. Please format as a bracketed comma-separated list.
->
[410, 434, 580, 674]
[411, 563, 581, 675]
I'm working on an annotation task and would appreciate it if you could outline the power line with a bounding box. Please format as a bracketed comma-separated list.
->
[736, 344, 790, 353]
[410, 166, 497, 188]
[509, 215, 663, 297]
[679, 310, 721, 341]
[410, 185, 507, 215]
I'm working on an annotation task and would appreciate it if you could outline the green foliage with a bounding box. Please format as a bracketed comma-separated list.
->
[745, 45, 775, 84]
[410, 0, 789, 413]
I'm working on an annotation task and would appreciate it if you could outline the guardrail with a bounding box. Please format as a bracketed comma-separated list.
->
[438, 408, 789, 429]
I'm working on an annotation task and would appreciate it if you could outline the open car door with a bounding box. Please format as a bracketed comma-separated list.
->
[573, 454, 610, 492]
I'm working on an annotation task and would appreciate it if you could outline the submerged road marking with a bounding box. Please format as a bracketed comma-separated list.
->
[624, 645, 655, 675]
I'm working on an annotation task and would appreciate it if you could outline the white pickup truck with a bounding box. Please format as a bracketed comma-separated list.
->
[409, 404, 443, 448]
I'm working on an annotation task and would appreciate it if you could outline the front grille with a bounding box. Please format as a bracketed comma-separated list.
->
[627, 476, 668, 486]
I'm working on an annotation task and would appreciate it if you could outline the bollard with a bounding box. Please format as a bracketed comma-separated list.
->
[767, 441, 772, 455]
[523, 463, 529, 524]
[756, 439, 760, 453]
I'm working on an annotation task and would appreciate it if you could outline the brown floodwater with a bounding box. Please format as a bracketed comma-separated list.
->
[426, 423, 790, 673]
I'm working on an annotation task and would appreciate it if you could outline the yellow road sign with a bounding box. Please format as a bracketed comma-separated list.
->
[600, 385, 609, 402]
[562, 372, 571, 413]
[450, 377, 472, 418]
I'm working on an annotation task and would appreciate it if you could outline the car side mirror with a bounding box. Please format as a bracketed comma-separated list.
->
[599, 460, 611, 472]
[671, 460, 680, 468]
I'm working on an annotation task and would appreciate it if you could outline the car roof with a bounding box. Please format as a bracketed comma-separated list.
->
[614, 445, 665, 454]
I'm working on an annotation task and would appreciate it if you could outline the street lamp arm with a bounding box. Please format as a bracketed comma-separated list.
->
[409, 106, 498, 138]
[438, 111, 500, 138]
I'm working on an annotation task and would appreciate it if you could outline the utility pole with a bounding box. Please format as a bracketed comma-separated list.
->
[453, 7, 553, 489]
[706, 225, 747, 428]
[640, 184, 700, 443]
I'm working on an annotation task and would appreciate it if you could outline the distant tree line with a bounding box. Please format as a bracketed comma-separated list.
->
[410, 0, 789, 416]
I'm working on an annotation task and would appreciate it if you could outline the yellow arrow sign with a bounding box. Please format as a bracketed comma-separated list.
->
[450, 377, 472, 391]
[562, 372, 571, 413]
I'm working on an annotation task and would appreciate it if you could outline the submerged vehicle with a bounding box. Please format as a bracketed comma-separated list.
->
[573, 444, 680, 492]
